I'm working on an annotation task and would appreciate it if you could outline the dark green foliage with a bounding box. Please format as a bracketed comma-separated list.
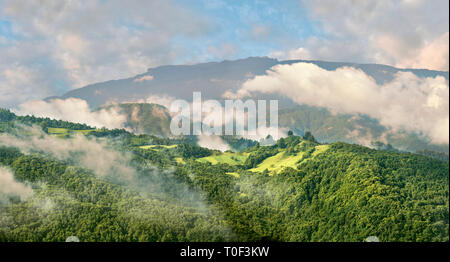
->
[176, 144, 212, 159]
[303, 131, 317, 143]
[188, 142, 449, 242]
[221, 136, 258, 151]
[243, 146, 278, 169]
[0, 146, 232, 242]
[0, 111, 448, 242]
[0, 108, 93, 132]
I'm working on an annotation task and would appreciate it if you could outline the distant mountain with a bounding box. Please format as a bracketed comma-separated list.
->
[47, 57, 449, 152]
[54, 57, 449, 109]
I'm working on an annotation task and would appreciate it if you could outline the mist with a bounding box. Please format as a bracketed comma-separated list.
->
[0, 166, 33, 204]
[14, 98, 128, 129]
[0, 125, 212, 211]
[232, 62, 449, 145]
[197, 135, 230, 152]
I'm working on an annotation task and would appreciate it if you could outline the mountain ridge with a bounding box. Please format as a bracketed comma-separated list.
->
[52, 57, 449, 109]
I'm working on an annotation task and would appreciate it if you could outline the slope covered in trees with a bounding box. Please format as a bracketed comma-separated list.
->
[0, 110, 448, 242]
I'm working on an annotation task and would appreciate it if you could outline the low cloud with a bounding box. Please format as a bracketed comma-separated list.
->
[123, 94, 176, 110]
[14, 98, 128, 129]
[0, 125, 135, 179]
[0, 166, 33, 202]
[231, 62, 449, 144]
[197, 135, 230, 152]
[0, 125, 215, 212]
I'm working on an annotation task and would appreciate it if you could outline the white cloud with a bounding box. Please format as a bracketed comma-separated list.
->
[0, 0, 213, 107]
[197, 135, 230, 152]
[133, 75, 154, 83]
[269, 47, 312, 61]
[14, 98, 128, 129]
[120, 94, 176, 110]
[0, 63, 53, 108]
[377, 32, 449, 70]
[0, 166, 33, 201]
[231, 62, 449, 144]
[273, 0, 449, 71]
[0, 126, 135, 179]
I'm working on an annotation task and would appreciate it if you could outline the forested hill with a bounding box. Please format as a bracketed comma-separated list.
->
[0, 110, 448, 242]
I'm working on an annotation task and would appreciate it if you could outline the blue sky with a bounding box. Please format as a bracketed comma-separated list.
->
[0, 0, 448, 107]
[172, 0, 322, 62]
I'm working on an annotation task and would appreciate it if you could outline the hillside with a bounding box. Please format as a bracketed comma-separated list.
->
[103, 103, 172, 137]
[278, 105, 449, 153]
[54, 57, 449, 109]
[39, 57, 449, 153]
[0, 111, 448, 242]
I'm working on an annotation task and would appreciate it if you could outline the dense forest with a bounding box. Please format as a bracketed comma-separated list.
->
[0, 109, 448, 242]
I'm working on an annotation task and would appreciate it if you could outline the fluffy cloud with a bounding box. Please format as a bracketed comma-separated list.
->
[232, 62, 449, 144]
[0, 64, 53, 108]
[274, 0, 449, 71]
[269, 47, 312, 61]
[0, 0, 213, 107]
[0, 166, 33, 202]
[14, 98, 127, 129]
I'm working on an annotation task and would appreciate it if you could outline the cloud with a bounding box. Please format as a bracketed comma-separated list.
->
[207, 43, 238, 60]
[0, 166, 33, 202]
[0, 0, 213, 107]
[0, 125, 135, 179]
[119, 94, 176, 110]
[133, 75, 154, 83]
[0, 63, 54, 108]
[231, 62, 449, 144]
[0, 125, 215, 211]
[14, 98, 128, 129]
[269, 47, 312, 61]
[197, 135, 230, 152]
[272, 0, 449, 71]
[377, 32, 449, 70]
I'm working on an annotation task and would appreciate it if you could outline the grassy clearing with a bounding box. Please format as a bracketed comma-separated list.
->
[249, 150, 305, 174]
[139, 144, 178, 150]
[197, 152, 248, 165]
[312, 145, 330, 157]
[249, 144, 331, 174]
[73, 129, 95, 135]
[47, 128, 95, 137]
[226, 172, 240, 178]
[47, 127, 69, 134]
[174, 157, 185, 164]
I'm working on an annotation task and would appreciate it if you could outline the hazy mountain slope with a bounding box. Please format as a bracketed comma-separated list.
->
[54, 57, 449, 109]
[43, 57, 449, 153]
[278, 105, 449, 153]
[102, 103, 172, 137]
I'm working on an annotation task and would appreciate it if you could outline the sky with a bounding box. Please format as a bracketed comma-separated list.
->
[0, 0, 449, 108]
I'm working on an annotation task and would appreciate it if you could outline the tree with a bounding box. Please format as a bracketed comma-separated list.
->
[303, 131, 317, 142]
